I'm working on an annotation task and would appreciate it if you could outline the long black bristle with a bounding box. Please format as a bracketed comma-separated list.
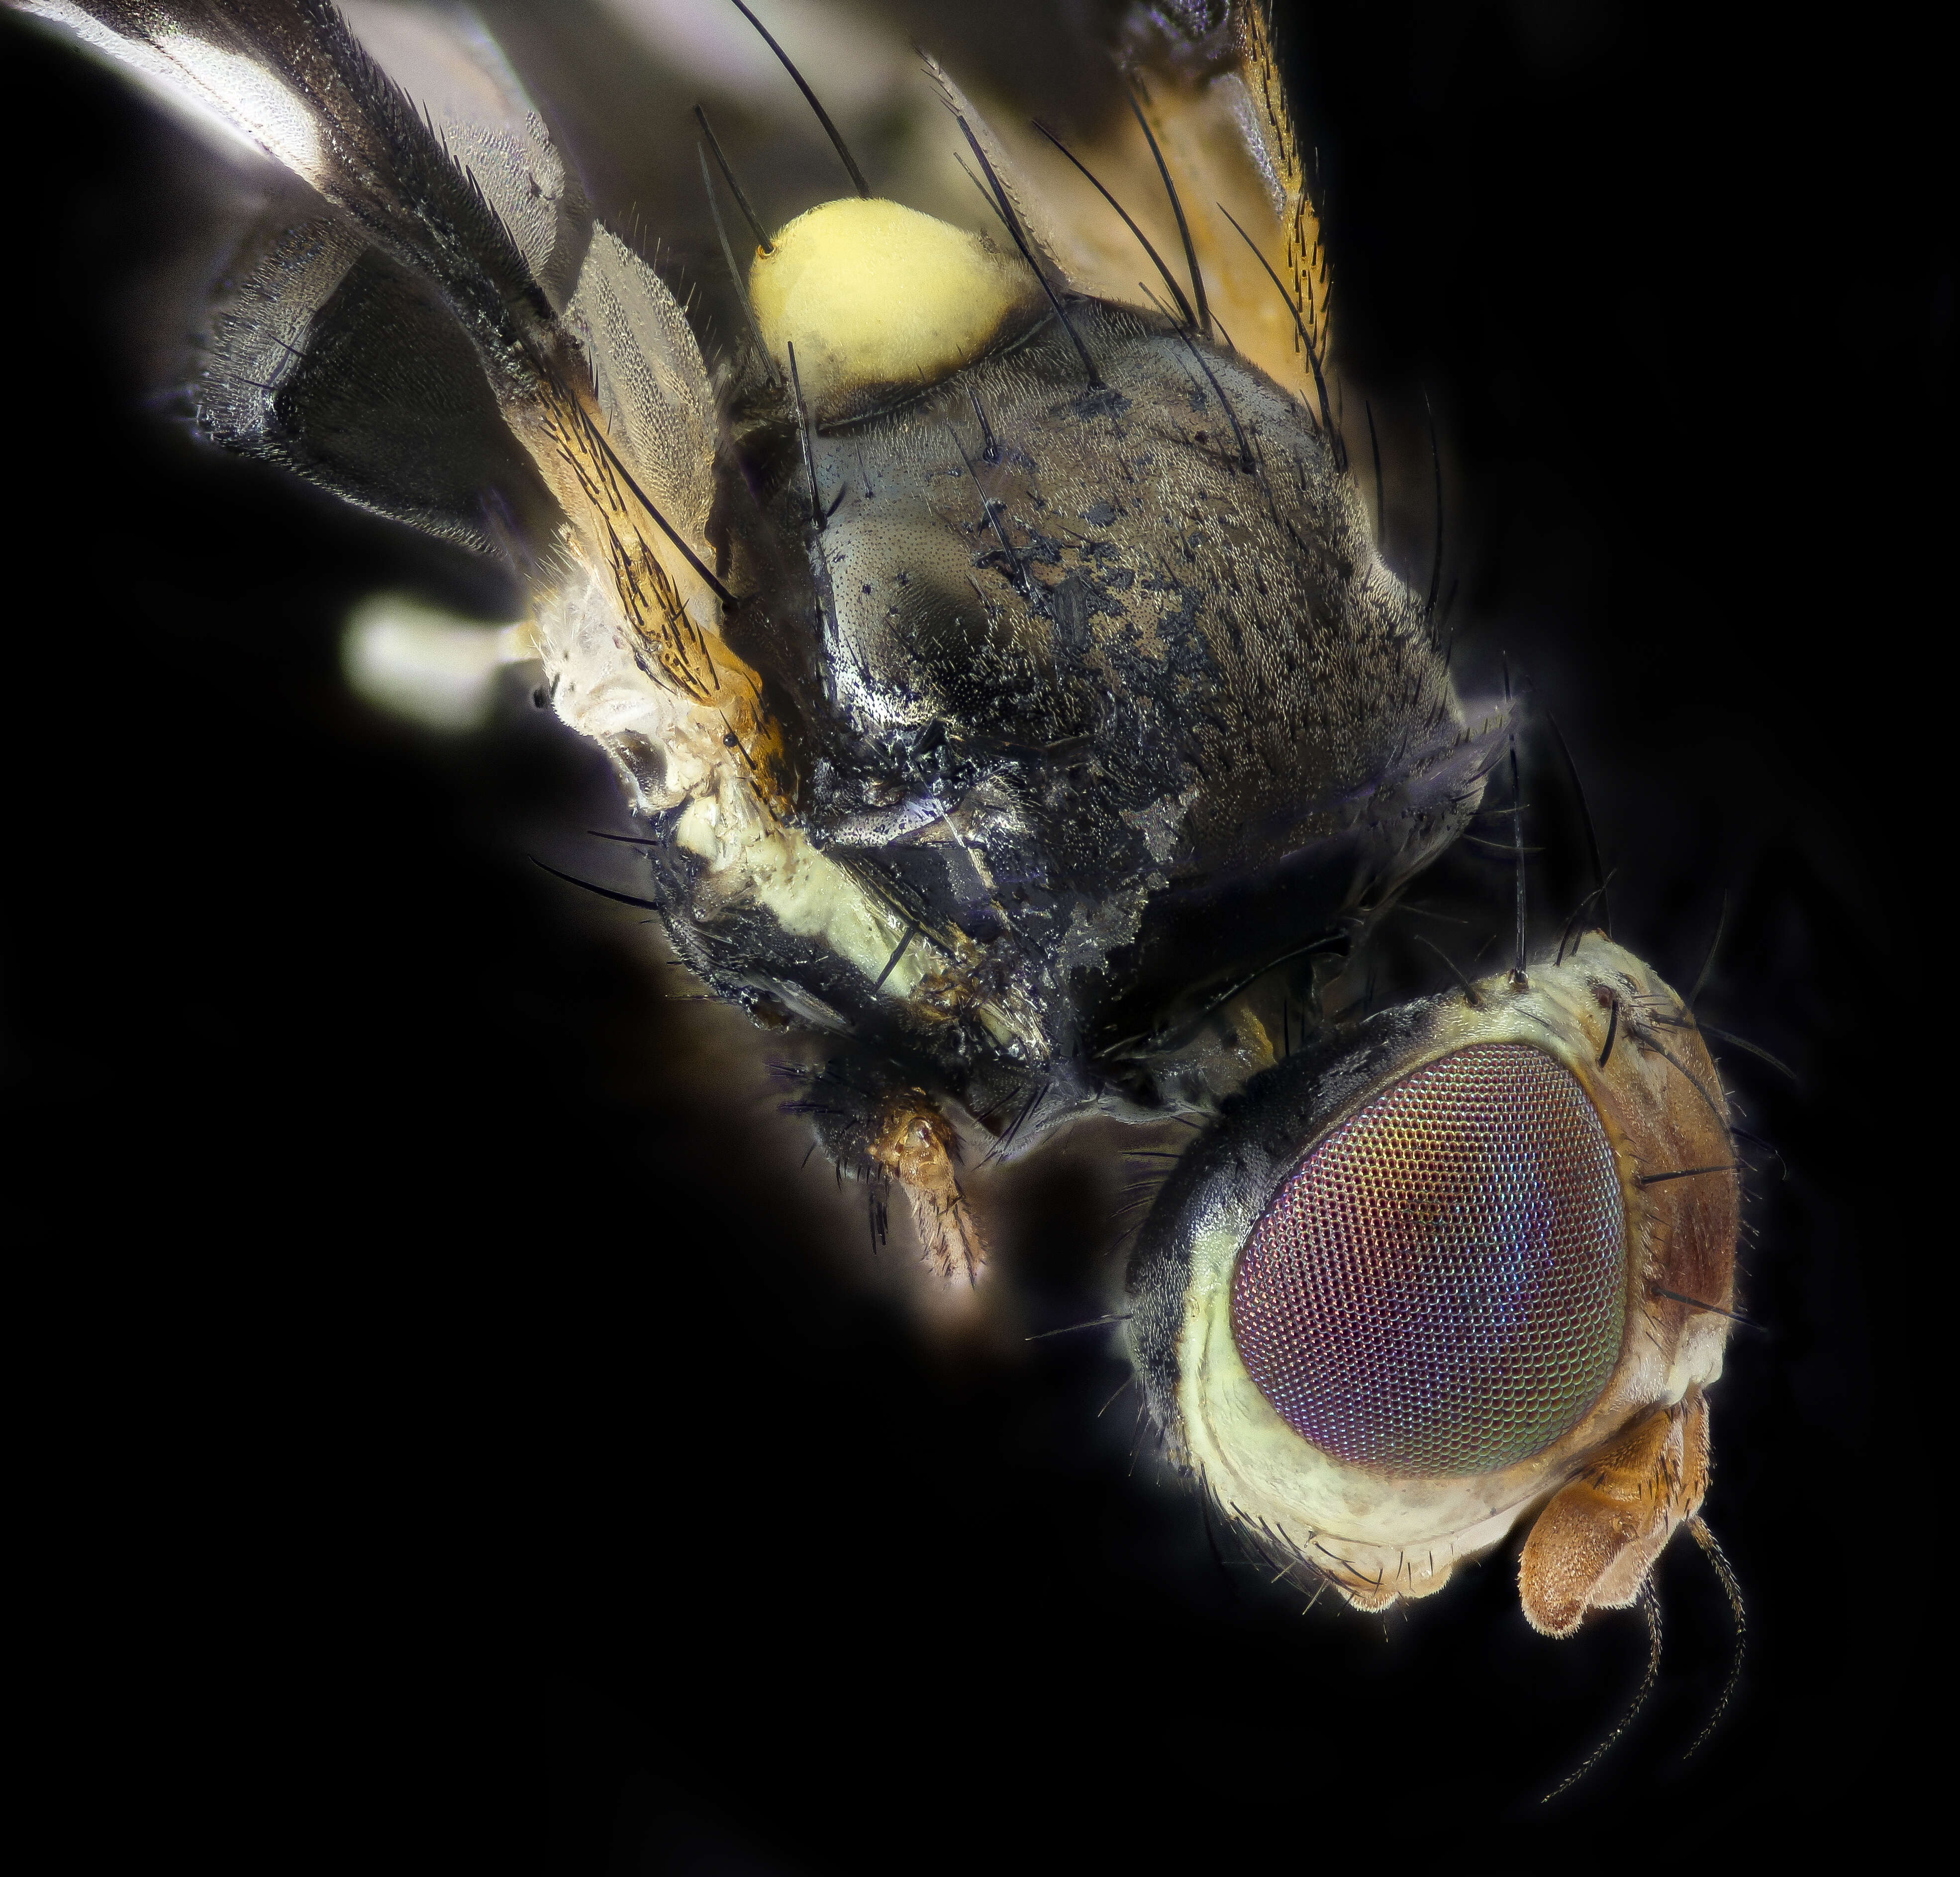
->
[1688, 891, 1728, 1011]
[1365, 399, 1383, 541]
[1425, 392, 1444, 615]
[530, 857, 663, 911]
[1024, 1312, 1133, 1343]
[697, 140, 780, 386]
[1172, 327, 1255, 472]
[785, 341, 825, 531]
[956, 117, 1101, 388]
[1503, 655, 1527, 986]
[965, 384, 1000, 464]
[1636, 1163, 1741, 1186]
[1542, 711, 1611, 941]
[1414, 934, 1481, 1007]
[553, 375, 737, 610]
[948, 420, 1028, 597]
[1655, 1287, 1753, 1325]
[1121, 83, 1210, 338]
[693, 104, 773, 253]
[870, 920, 919, 991]
[722, 0, 870, 197]
[1554, 878, 1613, 965]
[1650, 1015, 1796, 1081]
[1216, 205, 1343, 468]
[1033, 119, 1196, 328]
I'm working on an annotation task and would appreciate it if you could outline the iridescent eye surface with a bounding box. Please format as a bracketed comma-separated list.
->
[1230, 1043, 1626, 1477]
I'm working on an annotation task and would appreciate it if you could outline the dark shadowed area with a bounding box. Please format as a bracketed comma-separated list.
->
[1, 1, 1930, 1868]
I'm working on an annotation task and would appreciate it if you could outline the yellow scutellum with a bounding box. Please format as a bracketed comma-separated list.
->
[749, 198, 1040, 413]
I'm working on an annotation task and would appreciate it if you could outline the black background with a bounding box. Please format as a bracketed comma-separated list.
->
[0, 2, 1933, 1869]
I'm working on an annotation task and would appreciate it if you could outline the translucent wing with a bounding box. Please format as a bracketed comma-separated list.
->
[338, 0, 590, 309]
[996, 2, 1331, 399]
[201, 209, 559, 549]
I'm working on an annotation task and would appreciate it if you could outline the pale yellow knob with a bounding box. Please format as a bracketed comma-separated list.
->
[749, 198, 1042, 417]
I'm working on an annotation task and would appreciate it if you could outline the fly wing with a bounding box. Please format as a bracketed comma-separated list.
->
[1000, 2, 1330, 400]
[17, 0, 781, 798]
[563, 224, 718, 570]
[20, 0, 588, 550]
[917, 50, 1080, 289]
[201, 208, 560, 551]
[16, 0, 565, 397]
[1118, 0, 1331, 397]
[337, 0, 592, 310]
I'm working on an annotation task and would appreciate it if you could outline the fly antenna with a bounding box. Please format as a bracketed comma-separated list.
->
[696, 135, 780, 387]
[1217, 205, 1344, 469]
[1504, 654, 1527, 988]
[1123, 78, 1211, 339]
[1685, 1515, 1747, 1760]
[693, 104, 774, 254]
[722, 0, 871, 197]
[1031, 119, 1196, 328]
[1544, 1577, 1665, 1801]
[955, 117, 1101, 388]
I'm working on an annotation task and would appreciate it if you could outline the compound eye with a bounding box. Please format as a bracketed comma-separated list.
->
[1230, 1043, 1626, 1477]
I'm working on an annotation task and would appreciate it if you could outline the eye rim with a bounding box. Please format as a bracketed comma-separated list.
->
[1125, 936, 1739, 1608]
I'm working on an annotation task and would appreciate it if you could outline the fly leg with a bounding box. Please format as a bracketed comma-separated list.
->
[782, 1058, 985, 1282]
